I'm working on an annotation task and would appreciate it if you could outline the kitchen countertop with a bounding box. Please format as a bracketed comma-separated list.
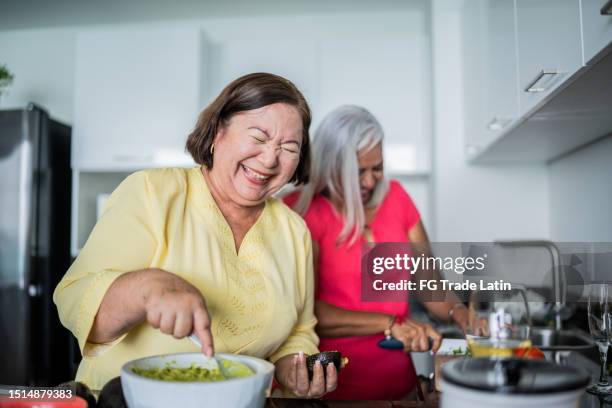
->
[4, 347, 610, 408]
[265, 398, 437, 407]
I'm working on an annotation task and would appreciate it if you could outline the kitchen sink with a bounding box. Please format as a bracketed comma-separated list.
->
[529, 328, 595, 351]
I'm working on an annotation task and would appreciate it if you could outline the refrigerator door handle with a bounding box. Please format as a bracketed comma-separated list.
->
[17, 128, 34, 291]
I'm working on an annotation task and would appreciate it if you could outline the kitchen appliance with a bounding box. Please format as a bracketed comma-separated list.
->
[0, 104, 72, 386]
[121, 352, 275, 408]
[440, 358, 589, 408]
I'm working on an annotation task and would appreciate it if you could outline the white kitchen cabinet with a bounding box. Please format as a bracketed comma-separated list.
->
[72, 28, 206, 170]
[581, 0, 612, 64]
[463, 0, 520, 158]
[208, 39, 318, 119]
[463, 0, 612, 163]
[209, 37, 431, 175]
[318, 38, 431, 174]
[515, 0, 583, 115]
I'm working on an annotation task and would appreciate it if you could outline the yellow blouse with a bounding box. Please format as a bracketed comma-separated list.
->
[53, 167, 319, 391]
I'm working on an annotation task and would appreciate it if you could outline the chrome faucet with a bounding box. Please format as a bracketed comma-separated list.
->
[494, 240, 564, 330]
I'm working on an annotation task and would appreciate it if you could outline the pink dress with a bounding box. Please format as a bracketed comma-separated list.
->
[284, 180, 421, 400]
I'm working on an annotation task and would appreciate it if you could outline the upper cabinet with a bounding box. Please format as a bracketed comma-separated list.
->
[72, 28, 206, 171]
[317, 38, 432, 174]
[581, 0, 612, 64]
[463, 0, 520, 157]
[208, 37, 431, 175]
[72, 28, 430, 174]
[463, 0, 612, 163]
[209, 40, 318, 112]
[515, 0, 582, 115]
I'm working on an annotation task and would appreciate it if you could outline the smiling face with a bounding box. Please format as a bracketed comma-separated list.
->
[208, 103, 303, 208]
[357, 142, 384, 205]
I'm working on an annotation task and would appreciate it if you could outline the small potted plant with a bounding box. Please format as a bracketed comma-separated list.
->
[0, 64, 15, 98]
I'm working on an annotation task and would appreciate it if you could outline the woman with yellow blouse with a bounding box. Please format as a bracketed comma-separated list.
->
[53, 73, 337, 397]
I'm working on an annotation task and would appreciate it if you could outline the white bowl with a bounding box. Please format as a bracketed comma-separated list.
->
[121, 353, 275, 408]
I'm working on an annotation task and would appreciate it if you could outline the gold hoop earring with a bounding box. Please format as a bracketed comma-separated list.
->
[210, 144, 215, 155]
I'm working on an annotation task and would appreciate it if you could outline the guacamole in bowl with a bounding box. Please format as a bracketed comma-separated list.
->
[130, 359, 253, 382]
[121, 353, 274, 408]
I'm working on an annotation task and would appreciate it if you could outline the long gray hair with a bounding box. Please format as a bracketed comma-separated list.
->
[295, 105, 389, 246]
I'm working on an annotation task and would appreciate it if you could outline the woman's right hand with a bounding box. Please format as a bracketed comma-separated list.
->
[142, 269, 214, 356]
[390, 319, 441, 353]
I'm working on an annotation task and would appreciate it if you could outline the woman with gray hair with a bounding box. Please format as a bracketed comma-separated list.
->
[284, 105, 468, 400]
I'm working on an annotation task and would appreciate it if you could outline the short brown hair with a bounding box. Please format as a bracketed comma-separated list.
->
[186, 72, 311, 185]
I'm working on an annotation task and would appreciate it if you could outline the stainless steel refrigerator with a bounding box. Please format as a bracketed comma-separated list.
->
[0, 104, 72, 386]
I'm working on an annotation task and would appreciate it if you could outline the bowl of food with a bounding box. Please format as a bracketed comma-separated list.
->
[121, 353, 274, 408]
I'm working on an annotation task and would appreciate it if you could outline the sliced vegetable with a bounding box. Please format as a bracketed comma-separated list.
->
[514, 347, 545, 360]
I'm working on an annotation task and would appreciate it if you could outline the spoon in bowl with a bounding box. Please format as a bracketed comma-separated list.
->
[188, 333, 223, 373]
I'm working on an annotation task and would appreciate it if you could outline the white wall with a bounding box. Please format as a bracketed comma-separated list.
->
[430, 0, 550, 242]
[0, 28, 76, 123]
[0, 1, 423, 31]
[549, 135, 612, 241]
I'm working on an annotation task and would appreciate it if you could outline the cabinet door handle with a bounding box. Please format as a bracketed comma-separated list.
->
[465, 144, 482, 157]
[486, 117, 512, 131]
[524, 69, 559, 93]
[113, 154, 153, 163]
[601, 0, 612, 15]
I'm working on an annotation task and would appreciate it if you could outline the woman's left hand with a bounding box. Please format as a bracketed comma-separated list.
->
[274, 352, 337, 398]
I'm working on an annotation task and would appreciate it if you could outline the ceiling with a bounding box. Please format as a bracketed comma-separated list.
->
[0, 0, 424, 31]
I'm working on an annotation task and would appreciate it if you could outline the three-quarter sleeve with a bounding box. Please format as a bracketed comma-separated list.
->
[53, 171, 159, 353]
[267, 230, 319, 362]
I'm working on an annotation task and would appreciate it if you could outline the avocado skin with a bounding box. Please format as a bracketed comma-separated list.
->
[306, 351, 342, 379]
